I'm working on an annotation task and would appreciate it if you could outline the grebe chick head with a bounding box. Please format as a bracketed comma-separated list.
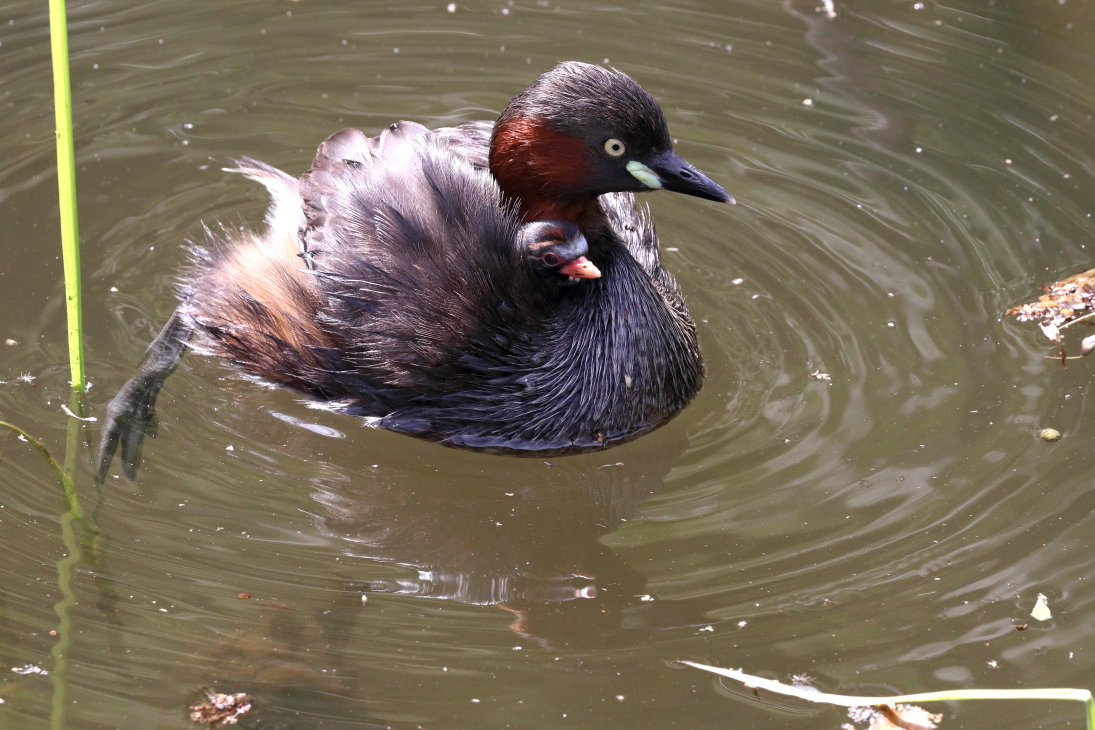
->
[489, 62, 734, 222]
[519, 220, 600, 285]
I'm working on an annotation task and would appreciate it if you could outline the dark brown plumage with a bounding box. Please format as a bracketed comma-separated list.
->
[96, 62, 732, 480]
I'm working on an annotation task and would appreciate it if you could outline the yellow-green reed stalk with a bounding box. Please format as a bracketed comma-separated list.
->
[49, 0, 85, 392]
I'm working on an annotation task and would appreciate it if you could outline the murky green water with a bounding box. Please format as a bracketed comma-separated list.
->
[3, 0, 1095, 727]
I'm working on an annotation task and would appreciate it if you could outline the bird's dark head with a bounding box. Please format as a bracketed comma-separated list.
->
[519, 220, 600, 285]
[490, 62, 733, 222]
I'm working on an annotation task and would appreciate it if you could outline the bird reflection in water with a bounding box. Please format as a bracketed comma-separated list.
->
[309, 434, 711, 650]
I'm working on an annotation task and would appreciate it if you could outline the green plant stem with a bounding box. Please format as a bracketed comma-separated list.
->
[49, 0, 85, 392]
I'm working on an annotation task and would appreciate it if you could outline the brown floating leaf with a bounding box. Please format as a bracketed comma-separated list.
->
[188, 689, 254, 727]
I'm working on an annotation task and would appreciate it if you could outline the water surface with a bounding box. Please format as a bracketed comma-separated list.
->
[3, 0, 1095, 728]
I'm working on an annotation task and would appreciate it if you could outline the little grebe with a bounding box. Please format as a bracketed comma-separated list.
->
[96, 62, 732, 480]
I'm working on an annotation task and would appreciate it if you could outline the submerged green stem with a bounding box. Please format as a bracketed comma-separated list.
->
[49, 0, 85, 392]
[0, 418, 96, 727]
[0, 421, 83, 521]
[50, 505, 81, 730]
[50, 414, 85, 730]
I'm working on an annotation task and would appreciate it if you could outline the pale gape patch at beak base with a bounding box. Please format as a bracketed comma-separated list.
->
[626, 160, 663, 189]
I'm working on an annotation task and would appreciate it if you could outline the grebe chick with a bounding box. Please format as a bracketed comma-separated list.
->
[519, 220, 600, 284]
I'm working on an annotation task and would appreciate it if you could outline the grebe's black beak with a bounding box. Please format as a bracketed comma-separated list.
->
[632, 150, 735, 204]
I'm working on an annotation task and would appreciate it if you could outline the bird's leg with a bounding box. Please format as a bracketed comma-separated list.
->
[95, 308, 192, 482]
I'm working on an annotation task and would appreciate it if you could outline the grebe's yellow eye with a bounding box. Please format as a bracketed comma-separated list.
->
[603, 138, 626, 157]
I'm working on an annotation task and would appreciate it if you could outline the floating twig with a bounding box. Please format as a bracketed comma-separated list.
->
[681, 661, 1095, 729]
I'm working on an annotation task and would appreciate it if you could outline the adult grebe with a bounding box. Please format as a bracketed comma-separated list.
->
[96, 62, 732, 480]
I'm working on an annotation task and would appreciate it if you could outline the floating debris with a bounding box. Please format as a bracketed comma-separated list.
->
[60, 404, 97, 422]
[1007, 268, 1095, 323]
[189, 689, 254, 727]
[683, 661, 1091, 728]
[5, 339, 17, 346]
[1031, 593, 1053, 622]
[809, 370, 831, 381]
[1006, 267, 1095, 365]
[844, 703, 942, 730]
[1039, 428, 1061, 442]
[11, 664, 48, 675]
